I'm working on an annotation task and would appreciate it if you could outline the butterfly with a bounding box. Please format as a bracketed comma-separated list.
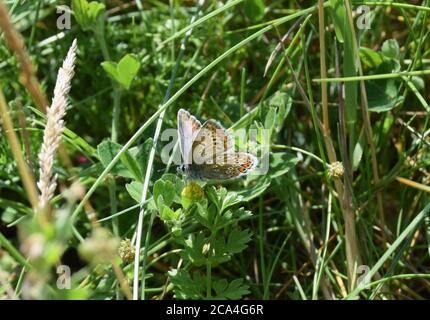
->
[176, 108, 258, 180]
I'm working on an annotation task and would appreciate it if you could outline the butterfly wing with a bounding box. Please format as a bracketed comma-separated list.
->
[197, 152, 258, 180]
[177, 109, 201, 165]
[191, 119, 233, 165]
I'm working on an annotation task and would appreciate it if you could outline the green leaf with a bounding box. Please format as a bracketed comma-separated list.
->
[153, 180, 175, 208]
[195, 203, 217, 230]
[97, 140, 142, 180]
[118, 54, 141, 90]
[212, 278, 250, 300]
[360, 47, 383, 68]
[100, 61, 118, 80]
[169, 270, 205, 299]
[381, 39, 400, 60]
[264, 107, 276, 140]
[366, 80, 404, 113]
[126, 181, 143, 203]
[1, 207, 19, 224]
[226, 229, 252, 254]
[269, 91, 292, 132]
[181, 233, 207, 266]
[72, 0, 105, 31]
[269, 153, 299, 179]
[132, 138, 153, 180]
[329, 0, 346, 43]
[234, 177, 271, 203]
[102, 54, 141, 90]
[160, 206, 181, 221]
[244, 0, 265, 22]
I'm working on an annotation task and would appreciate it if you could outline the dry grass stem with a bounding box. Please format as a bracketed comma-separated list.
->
[0, 0, 49, 112]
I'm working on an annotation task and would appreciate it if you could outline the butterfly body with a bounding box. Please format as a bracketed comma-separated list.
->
[177, 109, 258, 181]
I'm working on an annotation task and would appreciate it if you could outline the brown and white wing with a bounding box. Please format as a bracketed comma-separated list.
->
[191, 119, 233, 165]
[198, 152, 258, 180]
[177, 109, 201, 164]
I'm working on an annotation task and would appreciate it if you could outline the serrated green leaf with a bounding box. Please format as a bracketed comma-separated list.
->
[169, 270, 205, 299]
[226, 229, 252, 254]
[181, 233, 207, 266]
[213, 278, 250, 299]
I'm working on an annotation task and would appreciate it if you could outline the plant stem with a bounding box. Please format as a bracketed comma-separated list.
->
[0, 87, 45, 225]
[95, 11, 121, 298]
[28, 0, 42, 50]
[317, 0, 329, 134]
[206, 261, 212, 299]
[258, 195, 267, 297]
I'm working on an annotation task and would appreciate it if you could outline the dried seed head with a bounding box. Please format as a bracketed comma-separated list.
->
[118, 238, 135, 263]
[327, 161, 344, 179]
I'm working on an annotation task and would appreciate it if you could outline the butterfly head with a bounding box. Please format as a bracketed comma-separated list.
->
[176, 164, 187, 176]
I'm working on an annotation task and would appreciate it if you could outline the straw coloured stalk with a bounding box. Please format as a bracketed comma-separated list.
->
[37, 39, 77, 211]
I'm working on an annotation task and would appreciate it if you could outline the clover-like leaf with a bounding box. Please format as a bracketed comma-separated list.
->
[126, 181, 143, 203]
[153, 180, 175, 208]
[101, 54, 141, 90]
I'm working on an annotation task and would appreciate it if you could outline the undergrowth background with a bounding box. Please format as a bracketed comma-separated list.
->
[0, 0, 429, 300]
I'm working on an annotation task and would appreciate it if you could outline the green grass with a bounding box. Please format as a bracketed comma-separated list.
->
[0, 0, 429, 300]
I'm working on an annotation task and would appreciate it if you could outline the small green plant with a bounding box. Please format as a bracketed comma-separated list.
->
[72, 0, 106, 32]
[153, 175, 252, 299]
[101, 54, 141, 91]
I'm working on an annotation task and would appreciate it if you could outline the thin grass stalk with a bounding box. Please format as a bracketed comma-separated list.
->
[344, 0, 386, 240]
[0, 88, 43, 223]
[334, 38, 354, 197]
[315, 69, 430, 83]
[15, 99, 35, 174]
[347, 202, 430, 299]
[317, 0, 330, 134]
